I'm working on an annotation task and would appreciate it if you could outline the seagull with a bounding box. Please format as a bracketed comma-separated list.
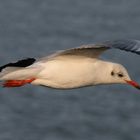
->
[0, 39, 140, 90]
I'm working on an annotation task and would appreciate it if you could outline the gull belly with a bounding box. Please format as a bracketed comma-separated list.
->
[33, 57, 99, 88]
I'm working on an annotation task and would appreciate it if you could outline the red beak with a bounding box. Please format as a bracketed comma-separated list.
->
[125, 80, 140, 90]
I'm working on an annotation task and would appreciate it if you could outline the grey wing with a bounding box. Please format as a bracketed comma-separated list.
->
[60, 39, 140, 55]
[54, 44, 108, 58]
[53, 39, 140, 58]
[39, 39, 140, 61]
[101, 39, 140, 55]
[39, 44, 108, 62]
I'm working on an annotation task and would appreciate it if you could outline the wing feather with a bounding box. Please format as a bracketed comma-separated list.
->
[54, 44, 108, 58]
[102, 39, 140, 55]
[40, 39, 140, 62]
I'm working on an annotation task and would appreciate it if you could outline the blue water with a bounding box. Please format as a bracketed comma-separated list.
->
[0, 0, 140, 140]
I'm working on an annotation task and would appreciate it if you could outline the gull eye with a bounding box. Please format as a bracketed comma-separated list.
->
[118, 73, 123, 77]
[111, 71, 115, 76]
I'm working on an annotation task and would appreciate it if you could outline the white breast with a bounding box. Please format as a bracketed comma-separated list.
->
[33, 56, 102, 88]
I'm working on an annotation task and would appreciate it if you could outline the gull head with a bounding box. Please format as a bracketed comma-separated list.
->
[110, 63, 140, 90]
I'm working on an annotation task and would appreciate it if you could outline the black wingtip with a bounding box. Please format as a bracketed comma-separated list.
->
[0, 58, 36, 72]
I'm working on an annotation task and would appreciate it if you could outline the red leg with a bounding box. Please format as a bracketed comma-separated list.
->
[3, 78, 36, 87]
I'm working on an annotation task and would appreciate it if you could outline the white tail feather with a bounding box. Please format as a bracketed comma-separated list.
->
[0, 67, 42, 80]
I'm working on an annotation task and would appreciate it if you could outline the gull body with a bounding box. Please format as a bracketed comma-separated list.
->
[0, 39, 139, 89]
[32, 56, 130, 89]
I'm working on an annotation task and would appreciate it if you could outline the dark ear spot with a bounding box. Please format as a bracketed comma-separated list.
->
[111, 71, 115, 76]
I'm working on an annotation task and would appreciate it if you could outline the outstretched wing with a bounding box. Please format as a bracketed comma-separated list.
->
[101, 39, 140, 55]
[52, 39, 140, 58]
[53, 44, 108, 58]
[39, 44, 108, 62]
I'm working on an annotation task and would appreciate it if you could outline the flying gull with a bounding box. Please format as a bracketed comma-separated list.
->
[0, 39, 140, 90]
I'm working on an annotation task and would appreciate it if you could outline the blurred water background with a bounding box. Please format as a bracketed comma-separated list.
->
[0, 0, 140, 140]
